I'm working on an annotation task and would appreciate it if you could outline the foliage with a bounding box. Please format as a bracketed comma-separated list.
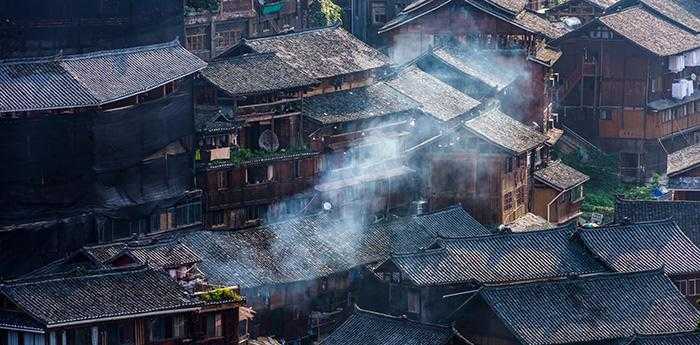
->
[227, 146, 311, 166]
[308, 0, 343, 27]
[557, 148, 656, 218]
[185, 0, 220, 14]
[200, 287, 242, 302]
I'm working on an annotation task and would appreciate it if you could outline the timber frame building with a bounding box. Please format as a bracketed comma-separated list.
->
[0, 266, 243, 345]
[553, 0, 700, 181]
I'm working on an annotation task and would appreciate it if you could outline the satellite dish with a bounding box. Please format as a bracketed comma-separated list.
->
[258, 129, 279, 152]
[322, 202, 333, 211]
[692, 73, 697, 81]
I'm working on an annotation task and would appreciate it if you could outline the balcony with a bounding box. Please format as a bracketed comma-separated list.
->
[207, 177, 318, 207]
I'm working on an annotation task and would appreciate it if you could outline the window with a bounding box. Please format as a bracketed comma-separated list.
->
[688, 279, 697, 297]
[104, 322, 135, 345]
[676, 280, 688, 296]
[534, 148, 542, 166]
[651, 76, 662, 93]
[516, 187, 525, 204]
[68, 328, 92, 345]
[695, 101, 700, 114]
[149, 213, 161, 233]
[216, 29, 242, 50]
[407, 290, 420, 314]
[570, 185, 584, 202]
[371, 2, 387, 24]
[22, 334, 45, 345]
[129, 218, 146, 235]
[504, 192, 513, 211]
[204, 314, 222, 338]
[174, 202, 202, 228]
[217, 171, 229, 189]
[505, 157, 513, 173]
[173, 316, 187, 339]
[246, 166, 268, 184]
[293, 160, 301, 178]
[211, 211, 226, 227]
[599, 109, 612, 120]
[661, 109, 673, 122]
[185, 27, 207, 51]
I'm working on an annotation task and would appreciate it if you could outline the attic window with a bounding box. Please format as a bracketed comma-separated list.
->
[371, 2, 387, 25]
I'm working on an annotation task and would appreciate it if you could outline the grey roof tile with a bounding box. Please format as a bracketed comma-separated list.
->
[478, 271, 700, 345]
[244, 27, 389, 80]
[1, 267, 200, 326]
[640, 0, 700, 33]
[432, 47, 518, 92]
[320, 306, 452, 345]
[0, 40, 206, 112]
[384, 224, 607, 286]
[578, 219, 700, 275]
[667, 143, 700, 176]
[303, 83, 420, 124]
[202, 53, 318, 95]
[615, 199, 700, 247]
[464, 107, 548, 153]
[632, 332, 700, 345]
[0, 311, 43, 332]
[599, 6, 700, 56]
[386, 65, 480, 122]
[534, 161, 589, 191]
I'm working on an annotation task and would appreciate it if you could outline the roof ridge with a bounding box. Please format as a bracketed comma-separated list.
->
[481, 269, 666, 290]
[247, 24, 341, 42]
[446, 222, 576, 241]
[354, 305, 450, 329]
[3, 264, 151, 287]
[588, 218, 677, 230]
[1, 40, 181, 66]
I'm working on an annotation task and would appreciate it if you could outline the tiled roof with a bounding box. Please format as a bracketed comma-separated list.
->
[243, 27, 389, 80]
[599, 6, 700, 56]
[615, 199, 700, 246]
[578, 219, 700, 275]
[586, 0, 621, 10]
[386, 65, 480, 122]
[1, 267, 200, 326]
[0, 311, 43, 332]
[195, 107, 240, 133]
[413, 205, 490, 238]
[477, 271, 700, 345]
[382, 224, 607, 286]
[171, 207, 487, 288]
[639, 0, 700, 33]
[534, 161, 589, 191]
[631, 332, 700, 345]
[513, 11, 570, 39]
[432, 47, 518, 92]
[27, 241, 201, 276]
[0, 40, 206, 113]
[315, 166, 415, 192]
[379, 0, 454, 34]
[528, 45, 563, 67]
[464, 107, 548, 153]
[303, 83, 419, 125]
[507, 213, 555, 232]
[667, 143, 700, 176]
[202, 53, 318, 95]
[320, 306, 452, 345]
[486, 0, 528, 13]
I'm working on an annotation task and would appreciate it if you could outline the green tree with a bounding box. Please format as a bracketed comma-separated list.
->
[309, 0, 343, 27]
[185, 0, 220, 13]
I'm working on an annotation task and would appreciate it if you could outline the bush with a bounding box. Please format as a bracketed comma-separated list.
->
[200, 287, 242, 302]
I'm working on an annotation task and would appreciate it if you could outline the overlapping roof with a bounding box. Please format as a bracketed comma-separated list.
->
[534, 161, 589, 191]
[477, 271, 700, 345]
[667, 143, 700, 177]
[615, 199, 700, 246]
[0, 40, 206, 113]
[464, 107, 548, 153]
[320, 306, 452, 345]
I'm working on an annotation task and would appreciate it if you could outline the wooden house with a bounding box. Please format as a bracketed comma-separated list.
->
[0, 267, 243, 345]
[452, 271, 700, 345]
[577, 219, 700, 308]
[184, 0, 304, 61]
[667, 143, 700, 201]
[546, 0, 620, 24]
[195, 52, 323, 230]
[615, 198, 700, 247]
[0, 41, 206, 278]
[553, 2, 700, 181]
[532, 160, 589, 224]
[378, 0, 568, 62]
[425, 106, 549, 225]
[164, 206, 488, 341]
[372, 223, 607, 323]
[219, 26, 390, 96]
[319, 306, 455, 345]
